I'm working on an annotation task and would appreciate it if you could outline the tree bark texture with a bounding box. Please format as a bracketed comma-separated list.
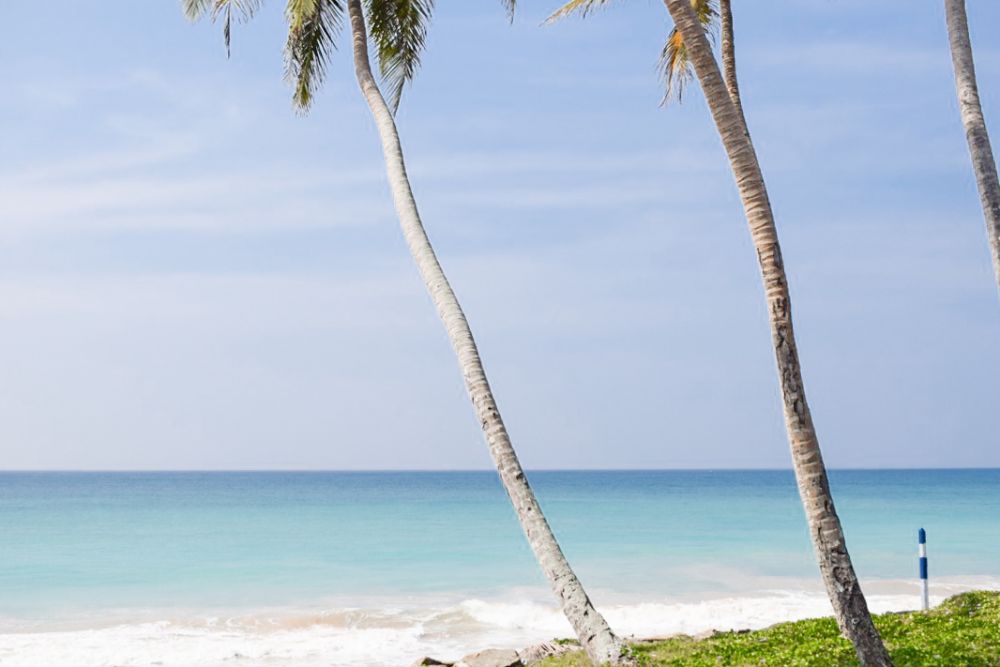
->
[345, 1, 628, 663]
[662, 1, 893, 664]
[945, 0, 1000, 297]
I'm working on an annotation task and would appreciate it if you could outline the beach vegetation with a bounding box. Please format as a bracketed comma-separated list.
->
[539, 591, 1000, 666]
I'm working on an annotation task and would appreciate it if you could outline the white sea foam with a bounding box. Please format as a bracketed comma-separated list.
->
[1, 577, 996, 667]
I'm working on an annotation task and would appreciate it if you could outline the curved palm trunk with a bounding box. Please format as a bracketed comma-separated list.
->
[344, 1, 626, 663]
[662, 1, 893, 664]
[718, 0, 742, 118]
[945, 0, 1000, 296]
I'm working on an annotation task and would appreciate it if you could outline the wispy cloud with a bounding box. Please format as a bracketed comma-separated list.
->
[1, 0, 999, 469]
[0, 164, 388, 237]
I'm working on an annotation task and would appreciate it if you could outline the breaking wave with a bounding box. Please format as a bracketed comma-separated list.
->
[1, 577, 996, 667]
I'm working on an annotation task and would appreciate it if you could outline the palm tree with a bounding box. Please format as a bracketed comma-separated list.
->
[180, 1, 627, 663]
[659, 0, 892, 664]
[550, 3, 891, 662]
[944, 0, 1000, 297]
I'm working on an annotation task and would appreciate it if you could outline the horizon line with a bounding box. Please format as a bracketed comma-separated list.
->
[1, 466, 998, 473]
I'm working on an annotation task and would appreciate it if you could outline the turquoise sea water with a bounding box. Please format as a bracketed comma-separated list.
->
[1, 469, 998, 665]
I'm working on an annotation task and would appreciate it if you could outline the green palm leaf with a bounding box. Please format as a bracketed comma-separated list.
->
[182, 0, 263, 55]
[185, 0, 515, 112]
[182, 0, 212, 20]
[285, 0, 346, 110]
[365, 0, 434, 113]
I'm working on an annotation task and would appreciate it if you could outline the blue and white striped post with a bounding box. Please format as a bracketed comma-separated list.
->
[918, 528, 929, 611]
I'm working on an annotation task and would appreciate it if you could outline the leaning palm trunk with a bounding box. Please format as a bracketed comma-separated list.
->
[945, 0, 1000, 296]
[344, 1, 626, 663]
[662, 1, 892, 664]
[718, 0, 742, 118]
[717, 0, 752, 152]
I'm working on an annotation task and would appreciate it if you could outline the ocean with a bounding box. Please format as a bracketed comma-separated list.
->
[1, 469, 997, 666]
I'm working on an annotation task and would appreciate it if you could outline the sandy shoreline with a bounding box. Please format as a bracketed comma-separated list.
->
[2, 577, 998, 667]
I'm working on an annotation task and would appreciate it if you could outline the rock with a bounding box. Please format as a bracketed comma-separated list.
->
[410, 658, 452, 666]
[454, 648, 523, 667]
[517, 641, 573, 665]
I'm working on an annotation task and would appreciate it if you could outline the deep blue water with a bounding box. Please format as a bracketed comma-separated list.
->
[1, 469, 997, 620]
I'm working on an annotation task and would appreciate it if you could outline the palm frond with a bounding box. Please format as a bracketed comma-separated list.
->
[658, 0, 716, 104]
[219, 0, 264, 56]
[182, 0, 214, 20]
[182, 0, 263, 56]
[365, 0, 434, 113]
[545, 0, 615, 24]
[659, 28, 691, 103]
[285, 0, 345, 110]
[499, 0, 516, 21]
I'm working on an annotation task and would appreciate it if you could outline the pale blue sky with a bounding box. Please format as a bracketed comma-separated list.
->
[1, 1, 998, 470]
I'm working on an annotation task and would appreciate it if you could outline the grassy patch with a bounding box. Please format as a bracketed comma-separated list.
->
[538, 591, 1000, 666]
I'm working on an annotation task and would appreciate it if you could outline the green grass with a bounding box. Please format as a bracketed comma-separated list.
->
[538, 591, 1000, 667]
